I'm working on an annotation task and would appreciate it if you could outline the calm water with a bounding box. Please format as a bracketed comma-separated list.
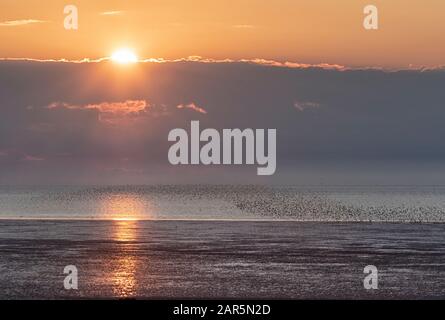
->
[1, 185, 445, 221]
[1, 186, 445, 299]
[1, 220, 445, 299]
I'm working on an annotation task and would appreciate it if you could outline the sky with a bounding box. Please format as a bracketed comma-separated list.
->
[1, 0, 445, 68]
[1, 1, 445, 185]
[1, 59, 445, 185]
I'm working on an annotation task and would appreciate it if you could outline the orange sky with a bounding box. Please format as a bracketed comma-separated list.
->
[1, 0, 444, 68]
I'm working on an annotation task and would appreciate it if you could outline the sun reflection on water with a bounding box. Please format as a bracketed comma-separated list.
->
[110, 219, 139, 297]
[99, 194, 154, 297]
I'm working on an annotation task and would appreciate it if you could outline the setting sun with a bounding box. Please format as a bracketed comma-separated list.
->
[111, 49, 138, 64]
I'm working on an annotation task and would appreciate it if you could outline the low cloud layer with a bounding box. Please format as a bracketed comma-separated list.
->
[1, 59, 445, 184]
[99, 11, 124, 16]
[176, 103, 207, 114]
[0, 19, 46, 27]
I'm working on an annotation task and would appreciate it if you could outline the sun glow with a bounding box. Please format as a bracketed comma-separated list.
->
[111, 49, 138, 64]
[99, 194, 150, 221]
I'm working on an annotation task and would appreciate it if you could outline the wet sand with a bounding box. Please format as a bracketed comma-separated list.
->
[0, 220, 444, 299]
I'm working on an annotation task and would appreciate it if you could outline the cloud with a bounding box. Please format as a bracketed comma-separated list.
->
[0, 57, 108, 63]
[0, 149, 44, 162]
[3, 56, 445, 72]
[100, 11, 124, 16]
[158, 57, 348, 71]
[176, 103, 207, 114]
[0, 56, 348, 71]
[46, 100, 206, 123]
[47, 100, 150, 124]
[1, 59, 445, 184]
[0, 19, 46, 27]
[294, 101, 321, 112]
[23, 155, 44, 161]
[48, 100, 148, 114]
[232, 24, 256, 29]
[245, 59, 347, 71]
